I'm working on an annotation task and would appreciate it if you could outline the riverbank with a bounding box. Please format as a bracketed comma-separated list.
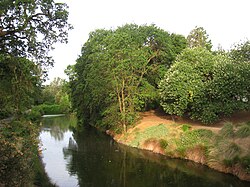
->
[109, 110, 250, 182]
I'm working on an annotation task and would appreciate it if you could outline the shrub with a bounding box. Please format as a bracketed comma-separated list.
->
[0, 120, 39, 186]
[235, 124, 250, 138]
[159, 139, 168, 149]
[219, 122, 234, 138]
[225, 143, 241, 159]
[195, 129, 214, 139]
[223, 156, 239, 167]
[239, 155, 250, 173]
[181, 124, 191, 132]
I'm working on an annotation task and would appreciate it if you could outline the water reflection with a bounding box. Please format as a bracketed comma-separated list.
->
[41, 115, 77, 141]
[40, 116, 250, 187]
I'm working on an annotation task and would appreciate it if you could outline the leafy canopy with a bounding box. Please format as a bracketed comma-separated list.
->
[70, 24, 187, 131]
[0, 0, 73, 68]
[187, 26, 212, 51]
[159, 47, 250, 124]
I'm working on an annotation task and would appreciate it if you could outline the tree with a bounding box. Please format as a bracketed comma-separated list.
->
[71, 24, 187, 131]
[159, 47, 250, 124]
[230, 40, 250, 63]
[0, 0, 72, 117]
[0, 1, 72, 185]
[0, 0, 72, 68]
[159, 48, 215, 118]
[0, 54, 41, 117]
[187, 26, 212, 51]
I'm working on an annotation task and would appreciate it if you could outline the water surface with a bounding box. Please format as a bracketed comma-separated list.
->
[40, 115, 250, 187]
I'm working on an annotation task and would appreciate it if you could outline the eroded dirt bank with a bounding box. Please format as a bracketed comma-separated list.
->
[108, 110, 250, 182]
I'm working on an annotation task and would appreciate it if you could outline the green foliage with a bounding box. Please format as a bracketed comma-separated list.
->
[159, 139, 168, 149]
[70, 24, 187, 131]
[26, 106, 44, 121]
[224, 142, 241, 159]
[219, 122, 234, 138]
[0, 54, 42, 118]
[187, 26, 212, 51]
[181, 124, 191, 132]
[223, 156, 240, 167]
[159, 47, 216, 119]
[235, 124, 250, 138]
[239, 155, 250, 173]
[0, 120, 39, 186]
[41, 77, 71, 113]
[230, 40, 250, 63]
[41, 104, 64, 115]
[175, 129, 214, 155]
[129, 124, 168, 147]
[0, 0, 72, 67]
[159, 47, 250, 124]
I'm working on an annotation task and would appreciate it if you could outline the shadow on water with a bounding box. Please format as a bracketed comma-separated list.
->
[40, 116, 250, 187]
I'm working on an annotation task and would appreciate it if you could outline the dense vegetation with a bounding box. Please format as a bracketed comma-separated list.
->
[69, 24, 187, 132]
[70, 24, 250, 131]
[0, 0, 71, 186]
[159, 47, 250, 123]
[28, 77, 72, 121]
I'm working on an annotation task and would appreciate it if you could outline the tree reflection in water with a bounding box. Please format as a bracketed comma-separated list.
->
[41, 115, 77, 141]
[41, 116, 250, 187]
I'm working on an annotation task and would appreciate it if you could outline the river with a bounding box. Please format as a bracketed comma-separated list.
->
[39, 115, 250, 187]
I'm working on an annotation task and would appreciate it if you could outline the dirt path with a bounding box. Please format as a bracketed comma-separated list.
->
[130, 110, 250, 133]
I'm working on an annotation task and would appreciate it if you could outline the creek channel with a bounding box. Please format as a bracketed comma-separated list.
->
[39, 115, 250, 187]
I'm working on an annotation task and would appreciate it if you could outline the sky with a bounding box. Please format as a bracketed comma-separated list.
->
[47, 0, 250, 83]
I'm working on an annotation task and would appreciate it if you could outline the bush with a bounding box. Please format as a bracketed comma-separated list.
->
[159, 139, 168, 149]
[219, 122, 234, 138]
[0, 120, 39, 186]
[42, 104, 64, 115]
[159, 47, 250, 124]
[225, 143, 241, 158]
[181, 124, 191, 132]
[239, 155, 250, 173]
[235, 124, 250, 138]
[223, 156, 239, 167]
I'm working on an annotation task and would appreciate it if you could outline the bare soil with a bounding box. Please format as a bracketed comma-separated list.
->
[130, 109, 250, 133]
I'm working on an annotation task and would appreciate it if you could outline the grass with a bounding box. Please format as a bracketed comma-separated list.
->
[128, 124, 168, 147]
[181, 124, 191, 132]
[124, 120, 250, 176]
[235, 124, 250, 138]
[219, 122, 234, 138]
[159, 139, 168, 149]
[175, 129, 214, 156]
[239, 155, 250, 173]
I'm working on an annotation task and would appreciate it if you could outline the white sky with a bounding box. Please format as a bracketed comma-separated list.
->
[47, 0, 250, 83]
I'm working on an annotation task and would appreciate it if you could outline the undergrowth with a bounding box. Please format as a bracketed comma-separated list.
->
[128, 124, 168, 147]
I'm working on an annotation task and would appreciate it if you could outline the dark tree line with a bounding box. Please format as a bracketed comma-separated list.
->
[0, 0, 71, 186]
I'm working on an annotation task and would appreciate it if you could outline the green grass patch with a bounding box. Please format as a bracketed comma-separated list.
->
[175, 129, 214, 156]
[159, 139, 168, 149]
[219, 122, 234, 138]
[128, 124, 168, 147]
[239, 155, 250, 173]
[235, 124, 250, 138]
[181, 124, 191, 132]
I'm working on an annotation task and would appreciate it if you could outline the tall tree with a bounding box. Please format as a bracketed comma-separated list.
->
[71, 24, 187, 131]
[0, 0, 72, 117]
[187, 26, 212, 51]
[230, 40, 250, 63]
[159, 47, 250, 124]
[0, 0, 72, 68]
